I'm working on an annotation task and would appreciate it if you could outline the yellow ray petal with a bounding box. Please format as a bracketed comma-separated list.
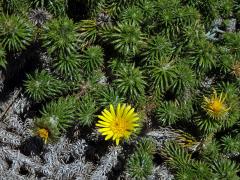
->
[116, 104, 121, 118]
[105, 132, 113, 140]
[97, 121, 110, 126]
[125, 108, 135, 119]
[98, 115, 112, 122]
[96, 124, 109, 128]
[122, 105, 132, 119]
[112, 134, 117, 140]
[130, 117, 140, 122]
[118, 104, 126, 118]
[102, 130, 113, 136]
[103, 109, 113, 119]
[98, 128, 111, 133]
[110, 104, 116, 119]
[132, 123, 140, 127]
[116, 138, 120, 145]
[124, 131, 131, 138]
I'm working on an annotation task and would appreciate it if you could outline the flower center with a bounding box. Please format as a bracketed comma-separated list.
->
[210, 100, 224, 113]
[110, 118, 128, 136]
[37, 128, 49, 143]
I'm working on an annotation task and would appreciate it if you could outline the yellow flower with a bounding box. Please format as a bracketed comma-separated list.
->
[37, 128, 49, 144]
[96, 104, 140, 145]
[202, 89, 230, 119]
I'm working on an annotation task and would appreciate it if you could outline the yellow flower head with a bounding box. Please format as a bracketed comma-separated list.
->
[202, 89, 230, 119]
[37, 128, 49, 144]
[96, 104, 140, 145]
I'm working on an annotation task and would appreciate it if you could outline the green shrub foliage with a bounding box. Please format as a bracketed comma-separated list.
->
[80, 45, 104, 74]
[127, 138, 155, 179]
[0, 15, 34, 52]
[24, 70, 67, 102]
[156, 101, 180, 126]
[77, 95, 97, 127]
[29, 0, 67, 16]
[41, 17, 80, 57]
[39, 96, 78, 131]
[95, 86, 125, 107]
[53, 53, 81, 80]
[0, 45, 7, 69]
[114, 63, 146, 102]
[1, 0, 240, 179]
[100, 22, 145, 56]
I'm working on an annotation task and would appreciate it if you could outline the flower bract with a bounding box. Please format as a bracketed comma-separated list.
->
[37, 128, 49, 144]
[202, 90, 230, 119]
[96, 104, 140, 145]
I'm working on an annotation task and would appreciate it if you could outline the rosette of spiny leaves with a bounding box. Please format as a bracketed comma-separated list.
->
[119, 6, 143, 24]
[52, 52, 81, 80]
[176, 161, 216, 180]
[77, 95, 97, 127]
[155, 101, 180, 126]
[141, 35, 174, 65]
[77, 70, 105, 96]
[178, 23, 205, 50]
[0, 45, 7, 69]
[107, 56, 130, 73]
[187, 39, 217, 73]
[85, 0, 99, 10]
[200, 139, 240, 178]
[216, 0, 234, 18]
[163, 141, 239, 179]
[196, 85, 237, 135]
[2, 0, 29, 15]
[135, 0, 156, 33]
[33, 117, 60, 143]
[161, 141, 209, 179]
[223, 32, 240, 57]
[149, 59, 178, 95]
[186, 0, 218, 25]
[171, 63, 197, 96]
[24, 70, 67, 102]
[155, 0, 200, 37]
[113, 0, 136, 7]
[41, 17, 80, 57]
[127, 138, 155, 179]
[88, 0, 117, 18]
[176, 6, 200, 27]
[39, 96, 78, 131]
[0, 15, 34, 52]
[101, 0, 137, 15]
[211, 158, 239, 179]
[78, 19, 97, 46]
[95, 86, 125, 107]
[99, 22, 145, 56]
[216, 82, 240, 128]
[33, 96, 78, 143]
[80, 45, 104, 75]
[216, 48, 236, 75]
[220, 134, 240, 156]
[200, 140, 221, 160]
[233, 1, 240, 17]
[29, 0, 67, 16]
[161, 141, 192, 171]
[114, 63, 146, 102]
